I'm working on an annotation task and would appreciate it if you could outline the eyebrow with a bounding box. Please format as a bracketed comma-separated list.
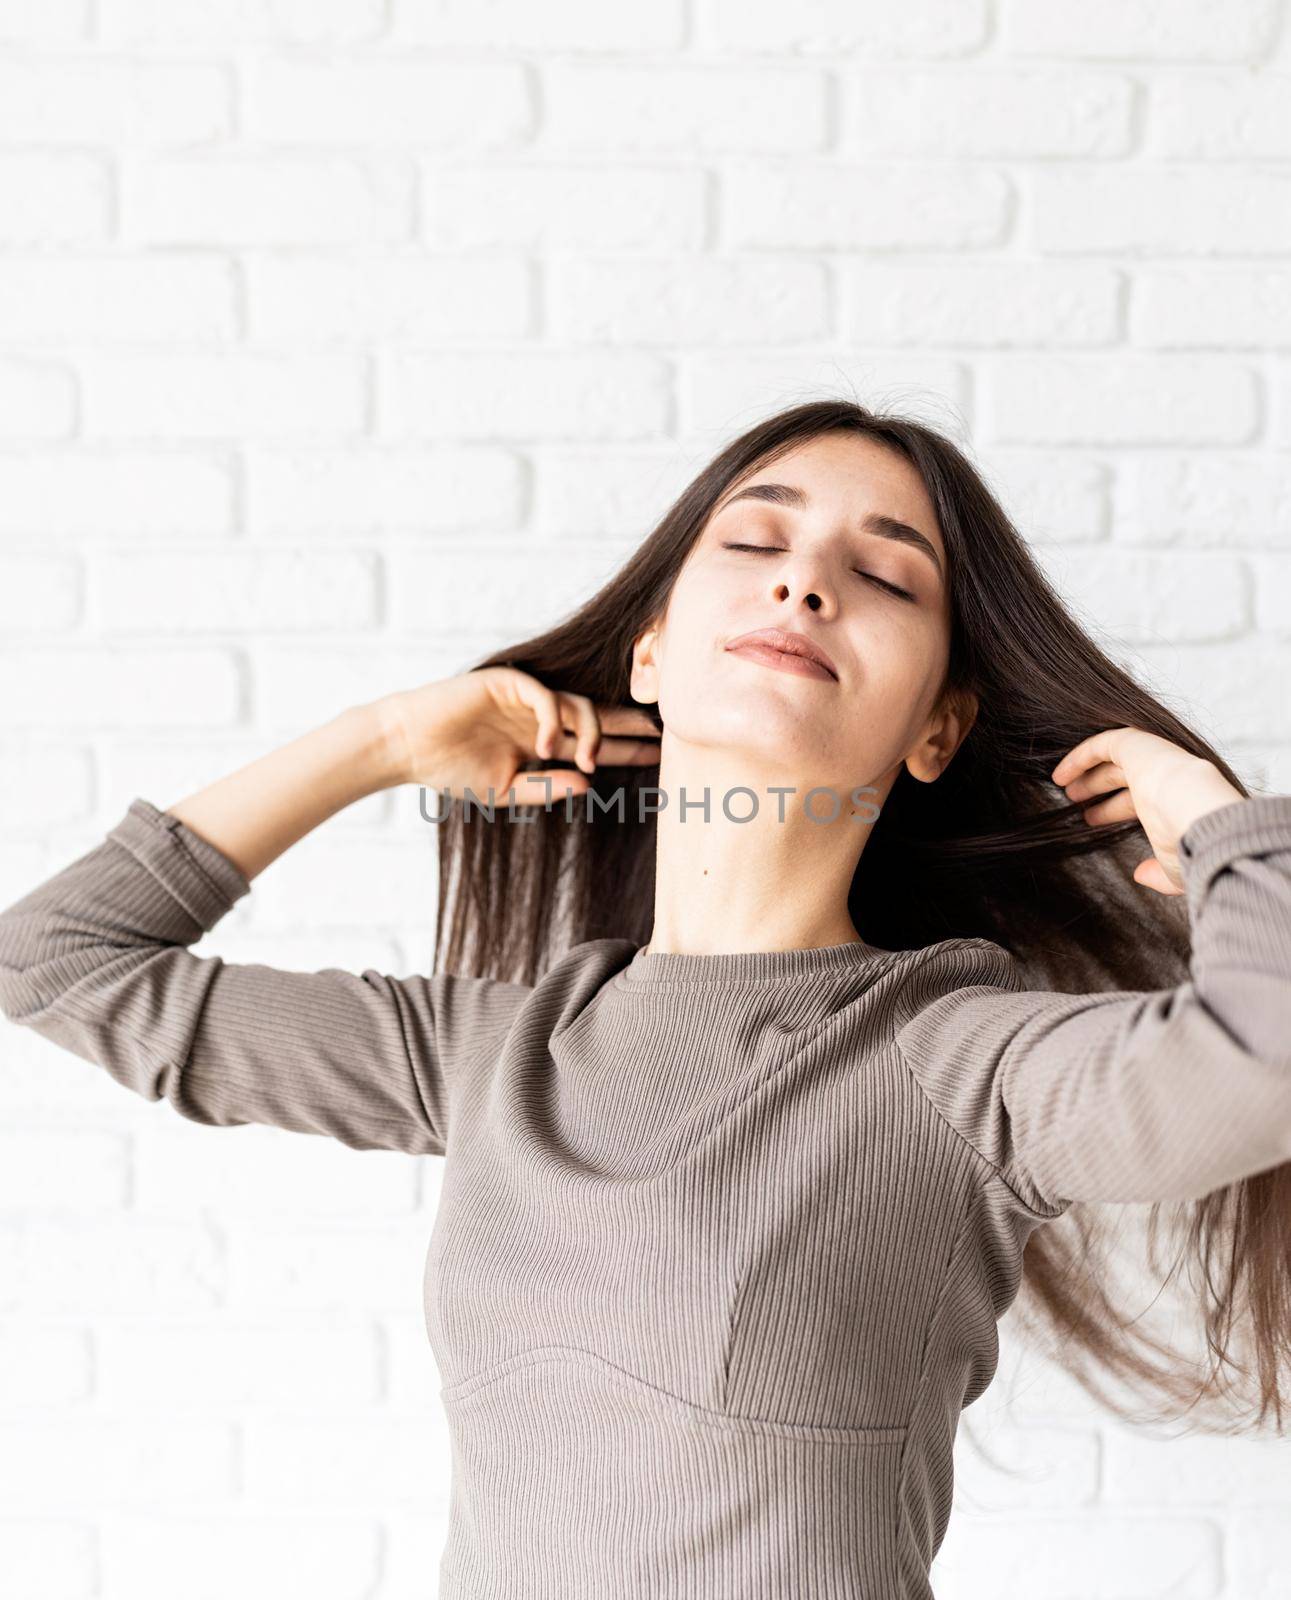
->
[715, 481, 944, 584]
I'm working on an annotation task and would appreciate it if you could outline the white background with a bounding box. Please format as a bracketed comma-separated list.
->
[1, 1, 1290, 1596]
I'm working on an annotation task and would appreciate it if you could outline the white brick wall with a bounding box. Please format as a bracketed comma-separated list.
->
[1, 2, 1289, 1595]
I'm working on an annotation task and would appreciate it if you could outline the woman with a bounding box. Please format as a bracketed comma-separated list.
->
[1, 397, 1288, 1598]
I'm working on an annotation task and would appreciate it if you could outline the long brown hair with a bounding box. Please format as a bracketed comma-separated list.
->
[430, 396, 1291, 1437]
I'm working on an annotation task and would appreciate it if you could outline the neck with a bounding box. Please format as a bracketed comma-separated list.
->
[643, 741, 888, 957]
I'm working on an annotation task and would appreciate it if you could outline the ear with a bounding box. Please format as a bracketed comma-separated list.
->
[629, 622, 662, 707]
[905, 686, 978, 784]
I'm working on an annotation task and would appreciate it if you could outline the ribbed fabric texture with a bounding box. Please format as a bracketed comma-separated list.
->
[1, 792, 1290, 1598]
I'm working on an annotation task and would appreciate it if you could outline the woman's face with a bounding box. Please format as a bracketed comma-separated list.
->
[631, 430, 971, 797]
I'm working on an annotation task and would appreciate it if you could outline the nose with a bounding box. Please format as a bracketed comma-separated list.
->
[770, 553, 837, 616]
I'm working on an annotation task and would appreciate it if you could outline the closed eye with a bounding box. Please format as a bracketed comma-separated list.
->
[720, 542, 917, 603]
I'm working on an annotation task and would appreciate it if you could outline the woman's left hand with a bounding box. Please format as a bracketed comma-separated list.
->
[1051, 728, 1246, 896]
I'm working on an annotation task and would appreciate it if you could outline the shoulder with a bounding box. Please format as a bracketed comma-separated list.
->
[499, 936, 639, 1037]
[880, 937, 1066, 1215]
[884, 936, 1024, 1028]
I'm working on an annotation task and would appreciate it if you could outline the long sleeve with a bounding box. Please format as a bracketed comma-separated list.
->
[894, 793, 1291, 1213]
[0, 797, 532, 1156]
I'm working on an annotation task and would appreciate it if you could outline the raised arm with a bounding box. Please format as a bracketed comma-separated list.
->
[0, 675, 659, 1155]
[895, 791, 1291, 1213]
[0, 699, 535, 1155]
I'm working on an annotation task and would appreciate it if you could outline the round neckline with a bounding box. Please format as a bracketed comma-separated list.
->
[614, 936, 894, 990]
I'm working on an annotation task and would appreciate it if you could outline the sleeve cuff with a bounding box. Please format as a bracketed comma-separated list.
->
[106, 797, 252, 934]
[1180, 791, 1291, 914]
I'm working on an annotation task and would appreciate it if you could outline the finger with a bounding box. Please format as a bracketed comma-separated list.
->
[513, 677, 565, 761]
[1132, 855, 1184, 897]
[1063, 760, 1128, 802]
[1080, 789, 1137, 826]
[595, 703, 661, 736]
[506, 771, 591, 807]
[583, 735, 660, 766]
[526, 730, 660, 770]
[1051, 727, 1136, 785]
[559, 692, 603, 774]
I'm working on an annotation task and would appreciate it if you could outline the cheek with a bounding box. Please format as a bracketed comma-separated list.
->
[858, 615, 948, 710]
[655, 578, 727, 667]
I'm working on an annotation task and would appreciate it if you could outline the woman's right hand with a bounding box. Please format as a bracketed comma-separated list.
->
[376, 667, 662, 806]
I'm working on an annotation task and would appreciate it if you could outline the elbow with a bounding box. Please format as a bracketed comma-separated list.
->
[0, 960, 65, 1029]
[0, 923, 42, 1025]
[0, 909, 106, 1028]
[1196, 980, 1291, 1073]
[0, 901, 50, 1019]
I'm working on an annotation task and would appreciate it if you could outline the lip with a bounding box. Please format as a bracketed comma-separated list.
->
[725, 627, 839, 682]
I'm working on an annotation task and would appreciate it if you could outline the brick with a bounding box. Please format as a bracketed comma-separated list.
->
[0, 553, 80, 629]
[229, 1219, 431, 1311]
[682, 354, 969, 437]
[242, 58, 529, 146]
[847, 71, 1135, 157]
[984, 356, 1259, 445]
[543, 63, 826, 153]
[0, 1324, 89, 1405]
[1032, 169, 1291, 255]
[0, 360, 75, 437]
[102, 1514, 381, 1597]
[934, 1513, 1221, 1598]
[951, 1423, 1100, 1508]
[79, 352, 366, 440]
[1028, 544, 1248, 643]
[0, 1419, 235, 1505]
[0, 0, 87, 40]
[122, 157, 414, 246]
[549, 258, 829, 344]
[1251, 555, 1291, 634]
[90, 546, 379, 632]
[246, 256, 530, 341]
[697, 0, 989, 57]
[95, 1319, 378, 1407]
[723, 164, 1010, 250]
[245, 444, 523, 535]
[0, 154, 107, 244]
[1132, 267, 1291, 348]
[0, 1215, 225, 1311]
[390, 0, 685, 49]
[0, 60, 229, 143]
[253, 645, 472, 730]
[422, 165, 704, 250]
[1132, 636, 1291, 742]
[100, 0, 385, 44]
[1149, 72, 1291, 158]
[391, 545, 631, 635]
[0, 257, 236, 342]
[533, 448, 696, 539]
[0, 649, 240, 728]
[0, 1521, 93, 1597]
[1227, 1510, 1291, 1600]
[971, 450, 1112, 540]
[1001, 0, 1278, 61]
[0, 1130, 128, 1211]
[1116, 455, 1291, 548]
[0, 742, 92, 827]
[138, 1119, 420, 1214]
[378, 350, 671, 440]
[244, 1415, 444, 1502]
[0, 451, 234, 537]
[843, 263, 1122, 346]
[1106, 1430, 1291, 1505]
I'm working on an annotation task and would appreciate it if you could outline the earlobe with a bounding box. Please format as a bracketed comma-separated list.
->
[904, 755, 943, 785]
[921, 687, 977, 779]
[629, 626, 661, 704]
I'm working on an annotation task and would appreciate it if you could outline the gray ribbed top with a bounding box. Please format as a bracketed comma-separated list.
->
[2, 792, 1290, 1598]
